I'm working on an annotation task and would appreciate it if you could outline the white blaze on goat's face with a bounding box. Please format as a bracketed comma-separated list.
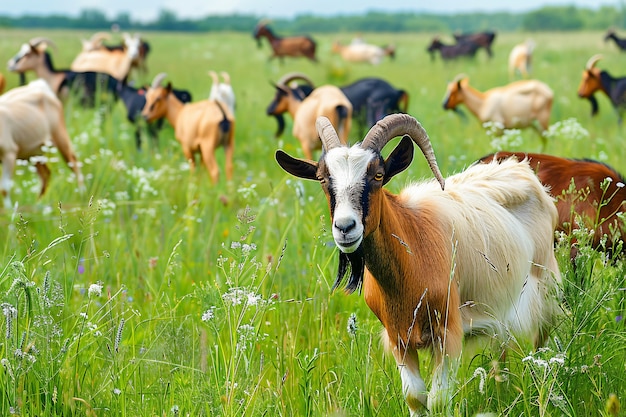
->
[325, 146, 375, 253]
[7, 44, 30, 70]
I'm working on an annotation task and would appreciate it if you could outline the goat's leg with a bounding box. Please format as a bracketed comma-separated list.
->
[52, 127, 85, 191]
[200, 142, 219, 184]
[388, 340, 428, 416]
[34, 162, 51, 197]
[427, 353, 459, 414]
[1, 153, 16, 209]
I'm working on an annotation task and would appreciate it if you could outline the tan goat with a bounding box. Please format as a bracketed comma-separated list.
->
[331, 40, 395, 65]
[508, 39, 535, 79]
[141, 73, 235, 184]
[443, 74, 553, 149]
[71, 32, 141, 81]
[0, 80, 84, 208]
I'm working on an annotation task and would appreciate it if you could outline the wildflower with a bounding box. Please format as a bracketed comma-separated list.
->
[347, 313, 358, 337]
[113, 388, 121, 395]
[472, 367, 487, 394]
[88, 283, 103, 298]
[148, 257, 158, 269]
[115, 318, 125, 352]
[201, 307, 215, 322]
[171, 405, 180, 415]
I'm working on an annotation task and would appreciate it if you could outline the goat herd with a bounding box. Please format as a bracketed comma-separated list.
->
[1, 23, 626, 416]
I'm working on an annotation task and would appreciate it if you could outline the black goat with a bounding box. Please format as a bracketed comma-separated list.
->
[115, 81, 192, 149]
[453, 31, 497, 57]
[604, 29, 626, 51]
[339, 77, 409, 136]
[427, 37, 481, 61]
[577, 54, 626, 124]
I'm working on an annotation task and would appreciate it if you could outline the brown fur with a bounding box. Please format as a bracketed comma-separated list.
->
[253, 23, 317, 62]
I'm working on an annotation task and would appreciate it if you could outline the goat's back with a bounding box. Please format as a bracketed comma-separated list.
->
[175, 99, 234, 148]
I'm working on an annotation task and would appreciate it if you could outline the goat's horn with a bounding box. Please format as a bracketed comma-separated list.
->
[276, 72, 314, 89]
[586, 54, 602, 70]
[316, 117, 342, 152]
[151, 72, 167, 89]
[29, 37, 58, 51]
[361, 114, 445, 190]
[208, 70, 218, 83]
[220, 71, 231, 85]
[451, 73, 468, 84]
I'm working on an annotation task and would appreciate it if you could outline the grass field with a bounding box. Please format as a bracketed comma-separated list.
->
[0, 28, 625, 416]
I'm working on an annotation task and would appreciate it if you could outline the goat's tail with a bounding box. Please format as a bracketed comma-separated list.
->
[214, 100, 232, 145]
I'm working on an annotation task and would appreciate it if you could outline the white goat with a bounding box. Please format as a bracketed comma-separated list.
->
[70, 32, 141, 81]
[276, 114, 561, 416]
[266, 73, 352, 160]
[208, 70, 236, 114]
[331, 40, 395, 65]
[508, 39, 535, 79]
[443, 74, 553, 149]
[0, 80, 84, 208]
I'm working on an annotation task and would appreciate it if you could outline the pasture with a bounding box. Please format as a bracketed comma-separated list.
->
[0, 28, 625, 416]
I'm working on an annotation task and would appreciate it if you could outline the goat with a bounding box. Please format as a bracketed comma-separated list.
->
[114, 80, 192, 150]
[253, 21, 317, 62]
[508, 39, 535, 79]
[0, 72, 5, 94]
[427, 37, 481, 61]
[141, 73, 235, 184]
[266, 73, 352, 160]
[478, 151, 626, 258]
[0, 79, 84, 208]
[331, 40, 395, 65]
[70, 32, 141, 82]
[275, 113, 561, 416]
[443, 74, 553, 149]
[339, 77, 408, 137]
[80, 31, 112, 52]
[577, 54, 626, 124]
[604, 29, 626, 51]
[453, 31, 497, 58]
[94, 33, 151, 76]
[7, 37, 117, 106]
[208, 70, 235, 114]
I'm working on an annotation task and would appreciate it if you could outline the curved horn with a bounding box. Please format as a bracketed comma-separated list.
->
[361, 114, 445, 190]
[276, 72, 315, 89]
[28, 37, 58, 51]
[451, 73, 468, 84]
[585, 54, 602, 70]
[316, 117, 342, 152]
[151, 72, 168, 89]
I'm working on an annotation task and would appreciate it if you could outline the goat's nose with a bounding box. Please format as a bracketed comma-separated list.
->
[334, 218, 356, 234]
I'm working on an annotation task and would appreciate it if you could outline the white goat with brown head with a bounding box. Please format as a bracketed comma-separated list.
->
[443, 74, 553, 149]
[266, 73, 352, 160]
[0, 79, 84, 208]
[276, 114, 561, 416]
[141, 73, 235, 184]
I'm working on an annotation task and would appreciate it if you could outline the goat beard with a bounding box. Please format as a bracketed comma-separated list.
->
[333, 245, 365, 294]
[587, 95, 599, 116]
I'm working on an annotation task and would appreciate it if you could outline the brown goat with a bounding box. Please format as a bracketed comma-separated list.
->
[478, 151, 626, 257]
[253, 21, 317, 62]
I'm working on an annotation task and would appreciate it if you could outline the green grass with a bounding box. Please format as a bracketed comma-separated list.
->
[0, 29, 625, 416]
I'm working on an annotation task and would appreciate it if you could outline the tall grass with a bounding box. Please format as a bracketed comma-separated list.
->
[0, 29, 624, 416]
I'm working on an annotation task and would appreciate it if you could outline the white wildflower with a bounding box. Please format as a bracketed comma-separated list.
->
[347, 313, 357, 337]
[201, 307, 215, 322]
[88, 283, 103, 298]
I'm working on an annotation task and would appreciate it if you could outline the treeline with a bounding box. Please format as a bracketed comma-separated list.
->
[0, 5, 625, 33]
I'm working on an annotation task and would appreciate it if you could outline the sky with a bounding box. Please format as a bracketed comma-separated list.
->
[0, 0, 618, 22]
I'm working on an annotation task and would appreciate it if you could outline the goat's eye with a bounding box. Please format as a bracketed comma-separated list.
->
[374, 173, 384, 181]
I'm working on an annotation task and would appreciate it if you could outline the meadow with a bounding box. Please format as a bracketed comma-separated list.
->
[0, 28, 624, 416]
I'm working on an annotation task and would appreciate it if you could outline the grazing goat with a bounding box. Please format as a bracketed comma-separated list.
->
[604, 29, 626, 51]
[70, 33, 141, 82]
[115, 81, 192, 150]
[7, 37, 117, 106]
[478, 151, 626, 258]
[577, 54, 626, 124]
[339, 77, 408, 137]
[453, 31, 497, 58]
[0, 80, 84, 208]
[253, 21, 317, 62]
[443, 74, 553, 149]
[331, 40, 395, 65]
[141, 73, 235, 183]
[266, 73, 352, 160]
[427, 37, 481, 61]
[208, 71, 235, 114]
[276, 114, 561, 416]
[508, 39, 535, 79]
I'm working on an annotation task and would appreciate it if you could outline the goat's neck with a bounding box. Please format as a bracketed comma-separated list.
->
[286, 96, 302, 118]
[599, 71, 617, 99]
[164, 94, 185, 127]
[458, 84, 486, 120]
[38, 54, 65, 94]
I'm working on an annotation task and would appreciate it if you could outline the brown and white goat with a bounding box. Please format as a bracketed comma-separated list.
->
[443, 74, 553, 149]
[266, 73, 352, 160]
[141, 73, 235, 184]
[0, 80, 84, 208]
[577, 54, 626, 124]
[331, 40, 395, 65]
[276, 114, 561, 416]
[70, 32, 141, 81]
[80, 31, 112, 52]
[253, 21, 317, 62]
[479, 151, 626, 258]
[508, 39, 535, 79]
[208, 70, 235, 114]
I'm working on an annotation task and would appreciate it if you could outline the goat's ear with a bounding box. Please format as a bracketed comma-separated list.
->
[456, 79, 463, 90]
[165, 82, 172, 94]
[383, 135, 414, 185]
[275, 150, 318, 180]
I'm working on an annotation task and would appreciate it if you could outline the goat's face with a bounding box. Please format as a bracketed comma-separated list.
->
[123, 34, 141, 61]
[142, 85, 170, 122]
[442, 78, 466, 110]
[7, 43, 39, 72]
[577, 68, 602, 98]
